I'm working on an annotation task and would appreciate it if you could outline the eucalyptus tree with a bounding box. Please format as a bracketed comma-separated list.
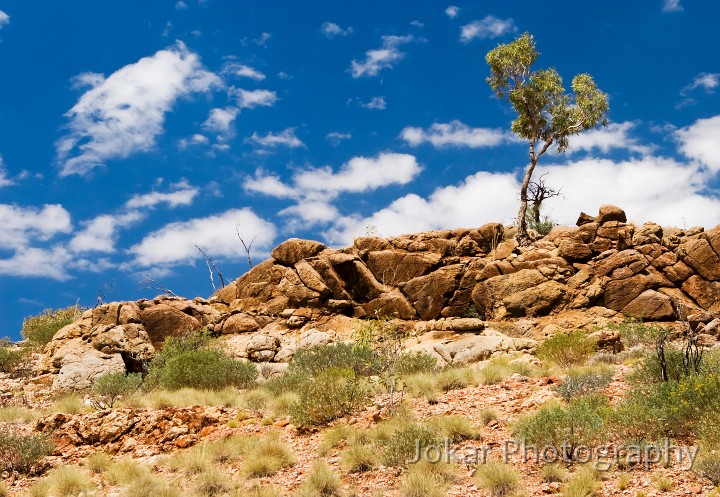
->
[486, 33, 609, 245]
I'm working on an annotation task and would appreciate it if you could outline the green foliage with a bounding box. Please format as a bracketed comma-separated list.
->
[541, 463, 568, 483]
[513, 395, 610, 456]
[0, 343, 25, 373]
[527, 214, 556, 236]
[289, 342, 384, 378]
[381, 423, 441, 467]
[629, 347, 693, 385]
[146, 331, 258, 390]
[21, 304, 82, 347]
[561, 466, 600, 497]
[341, 444, 377, 473]
[41, 465, 95, 497]
[0, 429, 54, 474]
[91, 372, 143, 409]
[536, 331, 595, 367]
[694, 452, 720, 486]
[605, 318, 667, 348]
[394, 351, 438, 375]
[553, 368, 613, 401]
[289, 367, 369, 426]
[475, 461, 520, 497]
[295, 460, 342, 497]
[428, 415, 480, 442]
[243, 433, 295, 477]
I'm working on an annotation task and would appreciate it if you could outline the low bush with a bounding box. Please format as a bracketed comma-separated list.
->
[91, 372, 143, 408]
[536, 331, 595, 368]
[561, 466, 600, 497]
[541, 463, 568, 483]
[513, 395, 610, 457]
[553, 368, 613, 401]
[146, 332, 258, 390]
[400, 471, 446, 497]
[604, 318, 667, 348]
[475, 461, 520, 497]
[289, 342, 384, 377]
[428, 415, 480, 442]
[41, 465, 94, 497]
[0, 343, 25, 373]
[295, 460, 342, 497]
[381, 423, 441, 467]
[436, 367, 476, 391]
[341, 444, 377, 473]
[628, 347, 687, 385]
[394, 351, 438, 375]
[244, 432, 295, 477]
[694, 451, 720, 486]
[21, 304, 82, 347]
[0, 429, 53, 473]
[289, 367, 369, 426]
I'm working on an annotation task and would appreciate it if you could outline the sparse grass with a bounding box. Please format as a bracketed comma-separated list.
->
[404, 372, 441, 402]
[125, 386, 244, 409]
[49, 393, 90, 414]
[318, 423, 358, 456]
[236, 484, 283, 497]
[289, 367, 369, 426]
[195, 469, 231, 497]
[617, 473, 631, 491]
[399, 470, 446, 497]
[268, 391, 299, 418]
[561, 466, 600, 497]
[428, 415, 480, 442]
[695, 451, 720, 485]
[42, 465, 95, 497]
[475, 461, 520, 497]
[241, 388, 272, 411]
[479, 408, 499, 426]
[653, 475, 672, 492]
[541, 463, 568, 483]
[436, 367, 476, 392]
[479, 362, 511, 385]
[0, 406, 39, 423]
[167, 445, 211, 475]
[341, 444, 377, 473]
[554, 366, 613, 401]
[122, 473, 181, 497]
[295, 460, 342, 497]
[85, 451, 113, 474]
[204, 434, 252, 464]
[244, 432, 295, 477]
[106, 459, 153, 485]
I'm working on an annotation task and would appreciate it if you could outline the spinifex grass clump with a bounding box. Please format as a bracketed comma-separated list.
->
[21, 304, 82, 347]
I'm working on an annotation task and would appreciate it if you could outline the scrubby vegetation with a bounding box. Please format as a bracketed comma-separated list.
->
[20, 304, 82, 347]
[535, 330, 596, 367]
[0, 430, 54, 474]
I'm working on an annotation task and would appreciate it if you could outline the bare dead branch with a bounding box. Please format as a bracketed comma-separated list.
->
[140, 276, 178, 298]
[194, 244, 226, 290]
[236, 226, 257, 269]
[527, 172, 564, 225]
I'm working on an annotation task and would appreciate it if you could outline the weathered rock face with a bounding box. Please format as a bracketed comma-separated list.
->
[41, 205, 720, 387]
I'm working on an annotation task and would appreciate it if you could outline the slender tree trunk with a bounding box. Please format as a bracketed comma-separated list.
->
[516, 158, 538, 246]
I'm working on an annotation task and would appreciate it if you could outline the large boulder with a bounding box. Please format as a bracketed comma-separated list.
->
[141, 304, 201, 347]
[271, 238, 326, 266]
[53, 341, 126, 390]
[365, 251, 440, 287]
[621, 289, 676, 321]
[678, 237, 720, 281]
[400, 265, 464, 320]
[597, 204, 627, 224]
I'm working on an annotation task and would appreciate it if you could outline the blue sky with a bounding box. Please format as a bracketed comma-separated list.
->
[1, 0, 719, 339]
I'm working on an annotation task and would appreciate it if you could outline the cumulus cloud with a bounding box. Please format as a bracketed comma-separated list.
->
[565, 122, 651, 155]
[57, 42, 221, 176]
[350, 35, 415, 78]
[676, 115, 720, 172]
[662, 0, 683, 12]
[234, 88, 278, 109]
[69, 212, 142, 254]
[246, 128, 304, 148]
[361, 96, 386, 110]
[125, 181, 200, 209]
[460, 16, 517, 42]
[0, 204, 72, 250]
[202, 107, 239, 141]
[400, 120, 512, 148]
[128, 208, 276, 267]
[445, 6, 459, 18]
[327, 155, 720, 244]
[222, 62, 265, 81]
[0, 157, 13, 188]
[321, 22, 352, 38]
[325, 132, 351, 146]
[0, 247, 73, 280]
[0, 10, 9, 29]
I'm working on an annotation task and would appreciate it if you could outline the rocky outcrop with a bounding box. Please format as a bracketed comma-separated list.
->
[41, 205, 720, 388]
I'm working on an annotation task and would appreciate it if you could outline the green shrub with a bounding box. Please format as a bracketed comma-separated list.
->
[536, 331, 595, 367]
[554, 368, 613, 401]
[289, 367, 369, 426]
[628, 347, 687, 385]
[381, 423, 441, 467]
[91, 372, 143, 408]
[428, 415, 480, 442]
[694, 451, 720, 486]
[513, 395, 610, 457]
[243, 432, 295, 477]
[289, 342, 384, 377]
[436, 367, 476, 391]
[394, 351, 438, 376]
[605, 318, 667, 348]
[295, 460, 342, 497]
[341, 444, 377, 473]
[0, 343, 25, 373]
[21, 304, 82, 347]
[146, 332, 257, 390]
[475, 461, 520, 497]
[0, 429, 54, 473]
[42, 465, 95, 497]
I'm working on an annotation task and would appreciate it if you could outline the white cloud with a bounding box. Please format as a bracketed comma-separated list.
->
[445, 6, 459, 18]
[325, 132, 351, 145]
[57, 42, 221, 176]
[662, 0, 683, 12]
[565, 122, 650, 155]
[350, 35, 415, 78]
[0, 204, 72, 250]
[246, 128, 304, 148]
[125, 181, 200, 209]
[681, 72, 720, 96]
[128, 208, 276, 267]
[321, 22, 352, 38]
[69, 212, 142, 254]
[0, 157, 13, 188]
[178, 134, 210, 149]
[460, 16, 517, 43]
[175, 1, 188, 9]
[327, 155, 720, 245]
[243, 171, 297, 198]
[0, 247, 73, 280]
[222, 62, 265, 81]
[361, 96, 386, 110]
[203, 107, 239, 140]
[234, 88, 278, 109]
[0, 10, 9, 30]
[676, 115, 720, 172]
[255, 32, 272, 46]
[400, 120, 512, 148]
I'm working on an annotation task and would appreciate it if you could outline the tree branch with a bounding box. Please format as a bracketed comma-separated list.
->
[194, 244, 226, 290]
